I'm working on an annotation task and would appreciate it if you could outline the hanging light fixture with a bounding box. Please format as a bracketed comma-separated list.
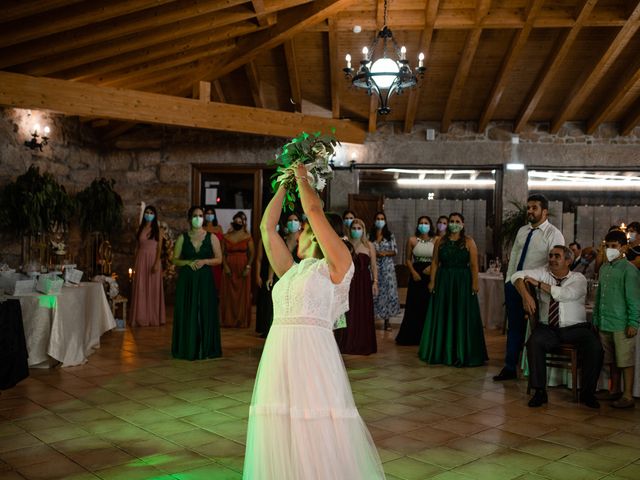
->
[343, 0, 425, 115]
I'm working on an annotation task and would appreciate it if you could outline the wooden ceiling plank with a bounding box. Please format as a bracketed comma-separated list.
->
[477, 0, 545, 133]
[440, 0, 489, 133]
[0, 71, 366, 143]
[283, 40, 302, 113]
[514, 0, 598, 133]
[0, 0, 176, 49]
[245, 61, 266, 108]
[376, 0, 385, 28]
[12, 8, 259, 76]
[203, 0, 359, 83]
[550, 1, 640, 133]
[328, 18, 340, 118]
[0, 0, 249, 70]
[89, 41, 237, 87]
[586, 61, 640, 134]
[1, 0, 85, 23]
[403, 0, 440, 133]
[62, 26, 255, 82]
[212, 80, 226, 103]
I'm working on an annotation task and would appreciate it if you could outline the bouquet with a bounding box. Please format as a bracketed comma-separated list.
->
[269, 130, 339, 211]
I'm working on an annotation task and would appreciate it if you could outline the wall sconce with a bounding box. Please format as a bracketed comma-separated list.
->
[24, 124, 50, 151]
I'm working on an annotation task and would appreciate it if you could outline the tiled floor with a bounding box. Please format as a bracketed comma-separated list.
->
[2, 315, 640, 480]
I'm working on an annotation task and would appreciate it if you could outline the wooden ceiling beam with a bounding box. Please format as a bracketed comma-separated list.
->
[1, 0, 85, 23]
[0, 0, 176, 48]
[87, 41, 237, 87]
[550, 1, 640, 133]
[403, 0, 440, 133]
[477, 0, 545, 133]
[514, 0, 598, 133]
[0, 71, 366, 143]
[621, 99, 640, 136]
[440, 0, 490, 133]
[586, 60, 640, 134]
[202, 0, 359, 83]
[193, 81, 211, 102]
[376, 0, 385, 28]
[283, 40, 302, 113]
[368, 94, 378, 134]
[328, 19, 340, 118]
[11, 7, 258, 76]
[212, 80, 226, 103]
[61, 24, 258, 82]
[245, 61, 266, 108]
[0, 0, 249, 70]
[251, 0, 270, 27]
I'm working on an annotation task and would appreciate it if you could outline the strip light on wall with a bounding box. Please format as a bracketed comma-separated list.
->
[528, 171, 640, 190]
[397, 179, 496, 188]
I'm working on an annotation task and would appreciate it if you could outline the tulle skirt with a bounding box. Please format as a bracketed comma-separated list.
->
[243, 323, 385, 480]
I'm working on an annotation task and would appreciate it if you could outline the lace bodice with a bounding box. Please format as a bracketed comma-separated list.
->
[272, 258, 354, 329]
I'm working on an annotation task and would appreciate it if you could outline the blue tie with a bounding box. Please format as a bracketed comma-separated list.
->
[516, 228, 536, 271]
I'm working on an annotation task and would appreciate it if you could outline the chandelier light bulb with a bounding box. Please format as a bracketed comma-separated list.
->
[370, 57, 400, 89]
[418, 52, 425, 68]
[362, 46, 369, 60]
[345, 54, 351, 69]
[400, 46, 406, 60]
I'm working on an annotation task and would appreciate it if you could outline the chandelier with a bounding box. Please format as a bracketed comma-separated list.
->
[343, 0, 425, 115]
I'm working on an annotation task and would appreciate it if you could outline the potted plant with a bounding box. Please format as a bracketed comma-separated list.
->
[75, 178, 123, 237]
[500, 200, 528, 250]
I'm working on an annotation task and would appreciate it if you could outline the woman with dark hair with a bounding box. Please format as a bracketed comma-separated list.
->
[343, 209, 357, 229]
[255, 212, 302, 337]
[625, 221, 640, 269]
[435, 215, 448, 238]
[418, 212, 487, 367]
[203, 206, 224, 290]
[370, 211, 400, 330]
[131, 205, 166, 327]
[172, 206, 223, 359]
[221, 211, 255, 328]
[396, 215, 435, 345]
[244, 164, 384, 480]
[336, 218, 378, 355]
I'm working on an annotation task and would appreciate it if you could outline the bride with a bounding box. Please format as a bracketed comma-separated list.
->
[243, 164, 385, 479]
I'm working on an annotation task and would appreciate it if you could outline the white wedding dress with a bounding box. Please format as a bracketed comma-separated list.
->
[243, 258, 386, 480]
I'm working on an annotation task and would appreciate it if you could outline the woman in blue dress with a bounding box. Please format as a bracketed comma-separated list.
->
[370, 211, 400, 331]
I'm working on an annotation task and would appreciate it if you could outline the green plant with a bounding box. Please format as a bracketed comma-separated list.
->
[75, 178, 123, 236]
[500, 200, 528, 248]
[0, 165, 75, 235]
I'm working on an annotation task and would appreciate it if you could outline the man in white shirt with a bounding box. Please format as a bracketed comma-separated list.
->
[512, 245, 603, 408]
[494, 194, 565, 381]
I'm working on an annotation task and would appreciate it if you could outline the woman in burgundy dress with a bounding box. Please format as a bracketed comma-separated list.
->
[203, 206, 224, 291]
[130, 205, 166, 326]
[335, 218, 378, 355]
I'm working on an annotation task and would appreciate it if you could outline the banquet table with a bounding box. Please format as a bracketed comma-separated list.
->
[478, 272, 505, 330]
[15, 282, 116, 367]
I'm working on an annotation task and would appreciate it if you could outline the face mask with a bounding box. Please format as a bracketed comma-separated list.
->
[417, 224, 430, 235]
[191, 216, 203, 228]
[287, 220, 300, 233]
[630, 232, 637, 242]
[351, 229, 363, 240]
[606, 248, 621, 262]
[232, 223, 243, 231]
[437, 223, 447, 232]
[205, 214, 215, 223]
[144, 213, 155, 222]
[375, 220, 385, 229]
[344, 218, 354, 228]
[448, 223, 463, 233]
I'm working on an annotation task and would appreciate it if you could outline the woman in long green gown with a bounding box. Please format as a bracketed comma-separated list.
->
[418, 212, 488, 367]
[172, 206, 223, 360]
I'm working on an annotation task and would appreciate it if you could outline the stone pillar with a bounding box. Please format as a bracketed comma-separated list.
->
[328, 169, 358, 213]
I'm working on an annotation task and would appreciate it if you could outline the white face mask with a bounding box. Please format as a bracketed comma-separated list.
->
[606, 248, 620, 262]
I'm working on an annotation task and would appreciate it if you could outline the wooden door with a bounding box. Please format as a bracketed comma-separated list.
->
[348, 193, 383, 229]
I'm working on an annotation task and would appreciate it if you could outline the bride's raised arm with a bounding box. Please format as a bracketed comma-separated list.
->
[260, 185, 294, 278]
[294, 164, 351, 284]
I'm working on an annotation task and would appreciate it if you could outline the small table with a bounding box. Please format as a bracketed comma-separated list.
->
[478, 272, 505, 330]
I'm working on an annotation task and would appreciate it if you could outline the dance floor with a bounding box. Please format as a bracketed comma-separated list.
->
[2, 313, 640, 480]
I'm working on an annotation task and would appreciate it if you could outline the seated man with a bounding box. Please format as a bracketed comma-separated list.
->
[512, 245, 603, 408]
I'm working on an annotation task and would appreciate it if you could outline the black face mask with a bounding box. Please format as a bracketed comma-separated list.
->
[232, 223, 243, 231]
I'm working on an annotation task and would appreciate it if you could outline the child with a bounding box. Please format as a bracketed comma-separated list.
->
[593, 229, 640, 408]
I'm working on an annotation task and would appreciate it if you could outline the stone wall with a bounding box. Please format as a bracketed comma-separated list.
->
[2, 106, 639, 297]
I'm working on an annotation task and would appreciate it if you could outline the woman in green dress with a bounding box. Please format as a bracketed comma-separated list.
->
[172, 206, 223, 360]
[418, 212, 487, 367]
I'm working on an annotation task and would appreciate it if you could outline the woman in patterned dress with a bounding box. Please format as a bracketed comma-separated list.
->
[370, 211, 400, 331]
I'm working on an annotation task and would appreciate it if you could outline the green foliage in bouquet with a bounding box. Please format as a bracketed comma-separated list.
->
[269, 130, 339, 211]
[76, 178, 124, 236]
[0, 165, 75, 235]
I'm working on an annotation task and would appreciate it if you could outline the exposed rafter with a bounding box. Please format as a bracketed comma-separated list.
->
[550, 1, 640, 133]
[212, 80, 226, 103]
[328, 18, 340, 119]
[245, 61, 266, 108]
[621, 99, 640, 136]
[283, 40, 302, 112]
[0, 71, 366, 143]
[368, 93, 378, 133]
[251, 0, 270, 27]
[514, 0, 598, 133]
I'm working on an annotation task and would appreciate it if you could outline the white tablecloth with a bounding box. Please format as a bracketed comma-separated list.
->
[478, 273, 505, 330]
[16, 282, 116, 367]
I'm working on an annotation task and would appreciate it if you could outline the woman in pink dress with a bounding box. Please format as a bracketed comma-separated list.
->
[130, 205, 166, 326]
